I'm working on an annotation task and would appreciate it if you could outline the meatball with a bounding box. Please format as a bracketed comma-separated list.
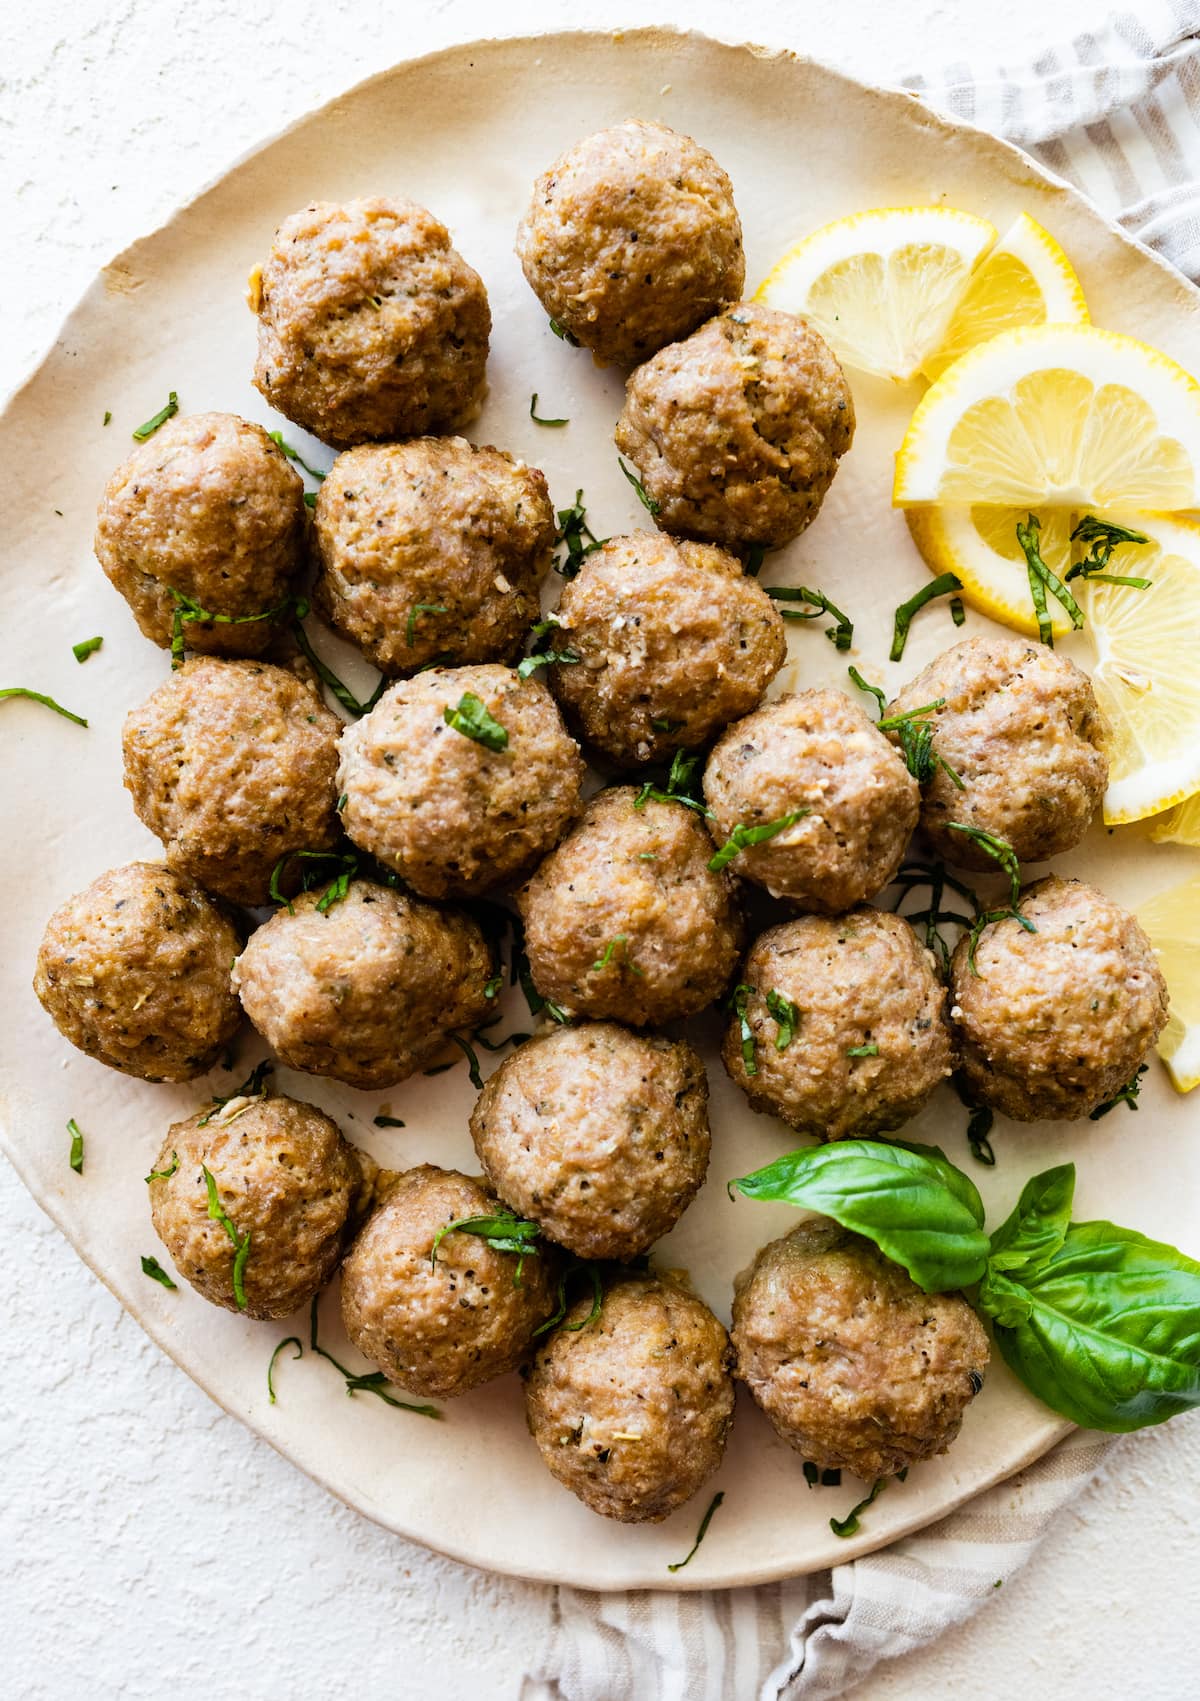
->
[885, 636, 1108, 868]
[525, 1274, 734, 1523]
[470, 1023, 710, 1260]
[232, 879, 491, 1089]
[703, 689, 919, 910]
[94, 412, 306, 657]
[148, 1095, 370, 1319]
[251, 197, 490, 449]
[515, 119, 744, 367]
[33, 862, 241, 1082]
[614, 302, 854, 550]
[313, 438, 556, 675]
[724, 911, 952, 1141]
[122, 658, 342, 905]
[518, 787, 743, 1025]
[337, 664, 583, 899]
[732, 1219, 989, 1480]
[340, 1165, 560, 1398]
[547, 531, 786, 766]
[949, 874, 1168, 1121]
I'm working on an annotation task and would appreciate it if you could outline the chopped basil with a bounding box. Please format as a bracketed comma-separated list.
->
[728, 983, 757, 1076]
[131, 390, 178, 440]
[633, 748, 712, 817]
[1, 688, 87, 727]
[373, 1115, 406, 1128]
[744, 546, 765, 577]
[1067, 515, 1152, 588]
[202, 1165, 251, 1310]
[535, 1259, 603, 1338]
[708, 808, 809, 873]
[617, 456, 661, 515]
[667, 1491, 724, 1572]
[102, 410, 112, 427]
[948, 823, 1037, 975]
[765, 990, 799, 1050]
[444, 691, 508, 751]
[548, 316, 579, 345]
[431, 1209, 542, 1285]
[267, 1336, 303, 1404]
[145, 1151, 179, 1184]
[877, 699, 964, 789]
[831, 1477, 888, 1538]
[768, 585, 853, 651]
[890, 572, 963, 661]
[847, 665, 887, 718]
[591, 934, 642, 976]
[67, 1118, 85, 1175]
[517, 648, 580, 680]
[847, 1042, 879, 1058]
[554, 490, 606, 579]
[1015, 515, 1084, 646]
[967, 1105, 996, 1166]
[291, 613, 386, 717]
[889, 858, 980, 974]
[141, 1254, 177, 1290]
[269, 848, 358, 915]
[267, 429, 327, 483]
[165, 586, 298, 671]
[72, 636, 103, 664]
[199, 1059, 273, 1126]
[309, 1296, 440, 1416]
[405, 602, 448, 647]
[530, 392, 569, 427]
[803, 1462, 841, 1489]
[1089, 1063, 1149, 1121]
[950, 595, 966, 626]
[451, 1033, 484, 1090]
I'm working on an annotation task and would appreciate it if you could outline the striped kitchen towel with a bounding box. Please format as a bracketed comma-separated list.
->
[522, 9, 1200, 1698]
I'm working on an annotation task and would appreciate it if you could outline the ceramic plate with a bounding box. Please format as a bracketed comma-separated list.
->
[2, 27, 1198, 1591]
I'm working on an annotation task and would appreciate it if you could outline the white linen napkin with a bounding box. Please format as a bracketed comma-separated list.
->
[522, 8, 1200, 1696]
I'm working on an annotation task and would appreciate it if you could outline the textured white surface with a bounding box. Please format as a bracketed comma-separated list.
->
[2, 3, 1197, 1698]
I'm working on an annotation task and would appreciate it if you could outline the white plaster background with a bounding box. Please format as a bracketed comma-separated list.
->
[2, 3, 1197, 1697]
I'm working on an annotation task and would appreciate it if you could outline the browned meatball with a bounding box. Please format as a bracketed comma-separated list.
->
[470, 1023, 710, 1260]
[251, 198, 490, 449]
[885, 636, 1108, 868]
[518, 787, 743, 1025]
[148, 1095, 371, 1319]
[94, 412, 306, 656]
[232, 879, 491, 1089]
[33, 863, 242, 1082]
[949, 874, 1168, 1121]
[337, 664, 584, 899]
[515, 119, 744, 367]
[723, 911, 953, 1141]
[703, 689, 919, 910]
[614, 302, 854, 550]
[525, 1273, 734, 1523]
[732, 1219, 989, 1479]
[313, 438, 556, 675]
[547, 531, 786, 766]
[122, 658, 342, 905]
[340, 1165, 560, 1398]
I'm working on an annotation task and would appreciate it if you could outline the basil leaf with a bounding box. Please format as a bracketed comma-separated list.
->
[731, 1139, 989, 1293]
[979, 1221, 1200, 1431]
[987, 1163, 1075, 1274]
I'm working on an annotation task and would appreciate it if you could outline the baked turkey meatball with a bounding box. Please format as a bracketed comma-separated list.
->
[614, 302, 854, 550]
[470, 1023, 710, 1260]
[232, 879, 491, 1089]
[122, 658, 342, 905]
[949, 874, 1168, 1122]
[724, 911, 953, 1140]
[732, 1219, 989, 1479]
[885, 636, 1108, 868]
[547, 531, 786, 766]
[518, 787, 743, 1025]
[33, 862, 241, 1082]
[703, 689, 919, 910]
[94, 412, 306, 657]
[526, 1274, 734, 1523]
[148, 1095, 371, 1319]
[337, 664, 584, 899]
[515, 119, 744, 367]
[312, 438, 556, 675]
[251, 197, 490, 449]
[340, 1165, 560, 1398]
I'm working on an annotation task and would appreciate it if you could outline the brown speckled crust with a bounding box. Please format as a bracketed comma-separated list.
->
[313, 438, 556, 675]
[518, 787, 743, 1025]
[252, 198, 490, 449]
[340, 1165, 561, 1398]
[232, 879, 491, 1089]
[731, 1219, 989, 1479]
[548, 531, 786, 766]
[94, 412, 306, 656]
[33, 862, 242, 1082]
[337, 664, 584, 899]
[515, 119, 744, 368]
[703, 689, 919, 910]
[122, 658, 342, 905]
[723, 911, 953, 1141]
[525, 1274, 735, 1523]
[885, 636, 1108, 868]
[148, 1096, 367, 1319]
[614, 302, 854, 549]
[949, 874, 1168, 1122]
[470, 1023, 710, 1260]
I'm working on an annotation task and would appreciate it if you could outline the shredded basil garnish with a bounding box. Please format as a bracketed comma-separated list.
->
[268, 849, 358, 916]
[535, 1259, 603, 1338]
[1067, 516, 1152, 588]
[267, 429, 326, 484]
[617, 456, 660, 515]
[708, 808, 809, 873]
[141, 1254, 177, 1290]
[267, 1336, 303, 1405]
[132, 391, 178, 441]
[431, 1210, 542, 1285]
[633, 748, 712, 816]
[1015, 515, 1084, 646]
[291, 613, 386, 717]
[444, 691, 509, 751]
[1090, 1063, 1149, 1120]
[727, 983, 758, 1076]
[145, 1151, 179, 1184]
[890, 573, 964, 661]
[72, 636, 103, 664]
[767, 585, 853, 650]
[830, 1476, 888, 1538]
[68, 1118, 85, 1175]
[765, 990, 799, 1050]
[199, 1059, 273, 1126]
[847, 665, 887, 718]
[201, 1165, 251, 1311]
[308, 1297, 440, 1416]
[530, 392, 569, 427]
[548, 317, 579, 345]
[591, 934, 642, 977]
[518, 648, 580, 680]
[1, 687, 87, 727]
[948, 824, 1037, 975]
[667, 1491, 724, 1572]
[554, 490, 606, 579]
[373, 1115, 406, 1128]
[165, 586, 298, 670]
[847, 1042, 880, 1058]
[404, 602, 448, 647]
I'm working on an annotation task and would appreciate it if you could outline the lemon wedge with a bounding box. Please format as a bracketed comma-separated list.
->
[920, 213, 1089, 383]
[1147, 792, 1200, 847]
[756, 206, 996, 382]
[894, 324, 1200, 509]
[1137, 876, 1200, 1092]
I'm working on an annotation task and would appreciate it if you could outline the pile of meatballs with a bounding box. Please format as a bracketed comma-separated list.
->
[33, 119, 1168, 1532]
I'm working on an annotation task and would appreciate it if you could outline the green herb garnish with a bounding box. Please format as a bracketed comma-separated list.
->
[633, 748, 712, 817]
[950, 595, 966, 626]
[530, 392, 569, 427]
[444, 691, 508, 751]
[618, 457, 660, 515]
[847, 1042, 879, 1058]
[199, 1059, 273, 1127]
[404, 602, 448, 647]
[267, 429, 327, 483]
[1089, 1063, 1149, 1121]
[291, 613, 386, 717]
[667, 1491, 724, 1572]
[518, 648, 580, 680]
[591, 934, 642, 976]
[102, 410, 112, 427]
[132, 391, 178, 440]
[744, 546, 765, 577]
[548, 317, 579, 345]
[767, 585, 853, 651]
[145, 1151, 179, 1184]
[535, 1259, 604, 1337]
[68, 1118, 85, 1175]
[309, 1296, 440, 1416]
[948, 823, 1036, 974]
[267, 1336, 302, 1404]
[165, 586, 298, 670]
[72, 636, 103, 664]
[1067, 516, 1152, 588]
[268, 849, 358, 916]
[877, 699, 964, 789]
[1, 688, 87, 727]
[451, 1033, 484, 1089]
[141, 1254, 177, 1290]
[554, 490, 606, 579]
[431, 1210, 542, 1285]
[1015, 515, 1084, 646]
[831, 1477, 888, 1538]
[847, 666, 887, 717]
[888, 858, 977, 973]
[728, 983, 758, 1076]
[765, 990, 799, 1050]
[708, 808, 809, 873]
[890, 572, 964, 661]
[373, 1115, 406, 1128]
[201, 1165, 251, 1311]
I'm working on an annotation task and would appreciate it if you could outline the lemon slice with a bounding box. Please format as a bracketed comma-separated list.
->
[894, 325, 1200, 508]
[1147, 792, 1200, 847]
[920, 213, 1089, 383]
[756, 207, 997, 382]
[1137, 876, 1200, 1092]
[906, 504, 1079, 638]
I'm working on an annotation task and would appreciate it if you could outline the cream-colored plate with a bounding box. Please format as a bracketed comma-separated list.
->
[2, 28, 1199, 1592]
